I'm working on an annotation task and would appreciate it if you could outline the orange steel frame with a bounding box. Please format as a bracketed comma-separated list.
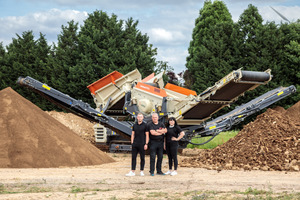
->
[87, 71, 124, 95]
[135, 82, 167, 97]
[164, 83, 197, 96]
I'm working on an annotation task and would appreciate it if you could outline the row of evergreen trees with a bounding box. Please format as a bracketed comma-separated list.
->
[0, 11, 166, 109]
[0, 1, 299, 113]
[185, 1, 299, 111]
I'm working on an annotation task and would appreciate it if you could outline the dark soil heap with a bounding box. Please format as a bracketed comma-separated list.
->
[0, 87, 114, 168]
[181, 101, 300, 171]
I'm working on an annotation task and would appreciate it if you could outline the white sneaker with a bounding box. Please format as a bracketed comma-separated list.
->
[171, 171, 177, 176]
[140, 171, 144, 176]
[164, 170, 172, 175]
[125, 171, 135, 177]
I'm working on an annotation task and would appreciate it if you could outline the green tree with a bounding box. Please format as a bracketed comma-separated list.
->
[35, 33, 51, 80]
[68, 11, 157, 105]
[0, 42, 7, 89]
[276, 21, 300, 106]
[284, 40, 300, 103]
[237, 14, 299, 108]
[4, 31, 53, 110]
[49, 20, 80, 94]
[185, 0, 235, 94]
[237, 4, 264, 70]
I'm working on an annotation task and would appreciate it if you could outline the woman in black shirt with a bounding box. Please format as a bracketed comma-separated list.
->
[164, 117, 185, 176]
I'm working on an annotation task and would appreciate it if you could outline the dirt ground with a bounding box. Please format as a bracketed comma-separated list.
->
[0, 153, 299, 200]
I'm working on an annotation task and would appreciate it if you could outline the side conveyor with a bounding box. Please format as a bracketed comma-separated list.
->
[180, 69, 272, 123]
[17, 76, 133, 139]
[185, 85, 296, 145]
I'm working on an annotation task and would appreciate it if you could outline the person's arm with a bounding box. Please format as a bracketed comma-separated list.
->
[164, 133, 166, 150]
[172, 127, 185, 141]
[144, 131, 149, 150]
[176, 131, 185, 141]
[150, 129, 163, 136]
[131, 131, 135, 144]
[145, 131, 149, 144]
[156, 128, 167, 134]
[156, 123, 167, 134]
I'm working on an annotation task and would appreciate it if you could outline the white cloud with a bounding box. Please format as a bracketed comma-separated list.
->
[148, 28, 186, 45]
[0, 9, 88, 46]
[259, 6, 300, 23]
[155, 48, 189, 72]
[150, 28, 173, 41]
[26, 0, 201, 8]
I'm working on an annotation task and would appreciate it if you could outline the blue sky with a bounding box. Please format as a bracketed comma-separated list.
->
[0, 0, 299, 73]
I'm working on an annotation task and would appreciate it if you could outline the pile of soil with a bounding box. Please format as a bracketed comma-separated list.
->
[0, 87, 114, 168]
[46, 111, 95, 144]
[181, 101, 300, 171]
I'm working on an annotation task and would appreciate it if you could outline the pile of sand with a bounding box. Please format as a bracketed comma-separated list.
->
[46, 111, 95, 144]
[181, 101, 300, 171]
[0, 87, 114, 168]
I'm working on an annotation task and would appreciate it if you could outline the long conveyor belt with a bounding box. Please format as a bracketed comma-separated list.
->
[185, 85, 296, 145]
[181, 70, 272, 122]
[17, 76, 133, 139]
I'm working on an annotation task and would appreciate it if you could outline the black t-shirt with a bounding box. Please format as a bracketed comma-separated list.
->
[166, 125, 182, 143]
[148, 121, 166, 142]
[132, 122, 148, 145]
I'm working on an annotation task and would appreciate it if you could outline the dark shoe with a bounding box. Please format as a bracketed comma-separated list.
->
[157, 171, 165, 175]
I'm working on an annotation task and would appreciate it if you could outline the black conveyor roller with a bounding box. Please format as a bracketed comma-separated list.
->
[240, 71, 271, 82]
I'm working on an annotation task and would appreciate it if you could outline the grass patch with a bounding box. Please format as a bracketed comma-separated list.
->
[146, 191, 168, 198]
[184, 190, 203, 196]
[275, 192, 300, 200]
[24, 186, 51, 193]
[191, 194, 209, 200]
[70, 186, 111, 194]
[187, 130, 239, 149]
[183, 189, 300, 200]
[96, 179, 108, 184]
[70, 186, 86, 193]
[0, 183, 51, 194]
[235, 187, 272, 195]
[184, 190, 218, 200]
[91, 188, 111, 192]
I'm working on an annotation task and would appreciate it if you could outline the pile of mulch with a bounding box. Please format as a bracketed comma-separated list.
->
[181, 101, 300, 171]
[0, 87, 114, 168]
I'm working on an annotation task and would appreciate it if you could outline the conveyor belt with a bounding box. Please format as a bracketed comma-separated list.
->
[209, 82, 256, 101]
[181, 69, 272, 121]
[182, 102, 224, 119]
[205, 85, 296, 131]
[17, 76, 133, 139]
[183, 85, 296, 146]
[240, 70, 270, 82]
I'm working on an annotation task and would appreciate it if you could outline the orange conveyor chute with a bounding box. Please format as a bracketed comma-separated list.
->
[164, 83, 197, 96]
[87, 71, 124, 95]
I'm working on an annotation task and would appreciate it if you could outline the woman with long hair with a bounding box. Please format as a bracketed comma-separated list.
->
[164, 117, 185, 175]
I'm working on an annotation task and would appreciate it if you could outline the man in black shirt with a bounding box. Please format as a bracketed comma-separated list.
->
[126, 113, 149, 177]
[148, 113, 167, 176]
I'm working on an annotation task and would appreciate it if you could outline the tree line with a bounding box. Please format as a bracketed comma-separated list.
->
[0, 11, 168, 110]
[0, 2, 299, 114]
[185, 1, 299, 116]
